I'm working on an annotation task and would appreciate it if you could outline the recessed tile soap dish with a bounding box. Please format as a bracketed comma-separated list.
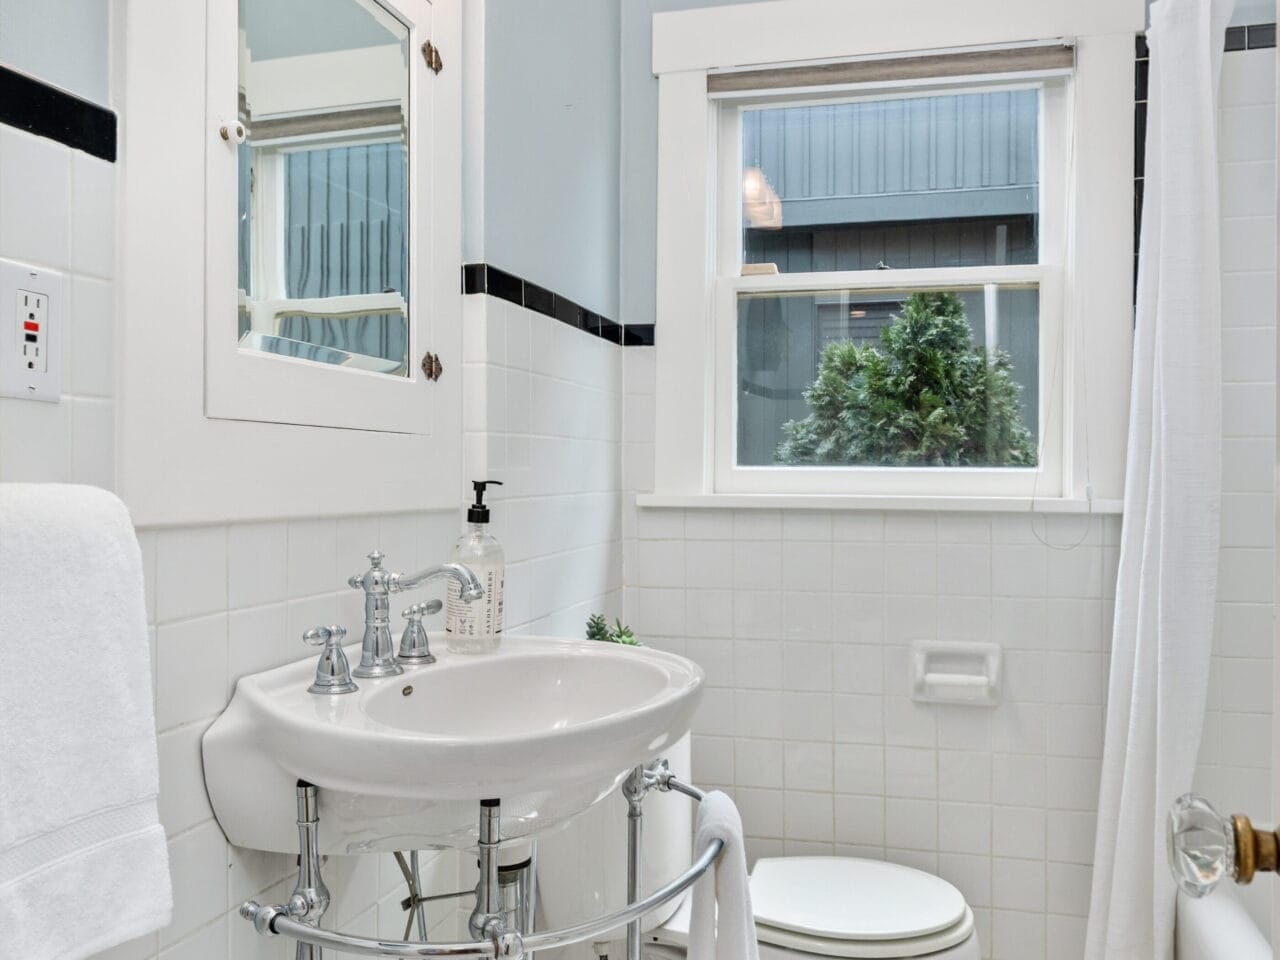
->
[910, 641, 1002, 706]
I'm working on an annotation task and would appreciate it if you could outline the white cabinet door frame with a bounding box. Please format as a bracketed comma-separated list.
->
[120, 0, 463, 526]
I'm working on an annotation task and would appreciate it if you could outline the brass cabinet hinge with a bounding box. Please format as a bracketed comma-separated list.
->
[421, 352, 443, 381]
[422, 41, 443, 74]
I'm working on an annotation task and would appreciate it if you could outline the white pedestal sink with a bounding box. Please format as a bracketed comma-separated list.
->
[202, 635, 704, 854]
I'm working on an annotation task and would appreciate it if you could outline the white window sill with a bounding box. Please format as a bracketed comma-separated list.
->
[635, 493, 1124, 514]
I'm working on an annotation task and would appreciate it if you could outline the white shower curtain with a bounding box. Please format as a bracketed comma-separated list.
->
[1084, 1, 1233, 958]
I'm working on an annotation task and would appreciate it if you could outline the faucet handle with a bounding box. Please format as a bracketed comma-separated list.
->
[303, 624, 347, 646]
[303, 625, 357, 695]
[348, 550, 389, 590]
[397, 601, 441, 665]
[402, 599, 443, 622]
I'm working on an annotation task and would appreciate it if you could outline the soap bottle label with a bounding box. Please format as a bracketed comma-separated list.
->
[446, 567, 504, 644]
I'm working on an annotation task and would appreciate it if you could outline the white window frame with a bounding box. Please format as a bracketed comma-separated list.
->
[714, 80, 1067, 498]
[647, 0, 1142, 512]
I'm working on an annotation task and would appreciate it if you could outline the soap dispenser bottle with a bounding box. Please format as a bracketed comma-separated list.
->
[446, 480, 505, 654]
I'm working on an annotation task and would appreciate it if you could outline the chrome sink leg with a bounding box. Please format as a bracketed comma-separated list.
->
[470, 799, 505, 939]
[290, 781, 330, 960]
[622, 766, 647, 960]
[466, 800, 528, 956]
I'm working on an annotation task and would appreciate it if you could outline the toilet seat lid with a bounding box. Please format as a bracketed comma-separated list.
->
[750, 857, 968, 942]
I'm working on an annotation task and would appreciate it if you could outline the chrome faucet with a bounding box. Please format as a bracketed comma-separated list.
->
[347, 551, 483, 678]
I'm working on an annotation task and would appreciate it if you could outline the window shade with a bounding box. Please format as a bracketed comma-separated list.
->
[706, 44, 1074, 96]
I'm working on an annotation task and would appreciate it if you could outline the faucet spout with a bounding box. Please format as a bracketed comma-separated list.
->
[391, 562, 484, 601]
[347, 552, 484, 678]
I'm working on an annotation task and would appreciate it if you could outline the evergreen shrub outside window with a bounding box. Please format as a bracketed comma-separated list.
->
[774, 292, 1037, 468]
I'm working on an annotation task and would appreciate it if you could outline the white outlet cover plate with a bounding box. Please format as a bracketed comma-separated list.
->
[0, 258, 65, 402]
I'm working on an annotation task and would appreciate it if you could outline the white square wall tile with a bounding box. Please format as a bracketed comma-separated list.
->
[227, 522, 288, 608]
[781, 540, 833, 592]
[885, 746, 938, 799]
[734, 510, 782, 540]
[938, 853, 992, 908]
[0, 127, 70, 269]
[733, 541, 783, 591]
[635, 538, 685, 588]
[734, 738, 784, 789]
[157, 718, 214, 836]
[832, 542, 885, 593]
[0, 396, 70, 482]
[155, 613, 228, 731]
[90, 932, 157, 960]
[67, 275, 114, 397]
[834, 744, 885, 795]
[155, 527, 228, 622]
[69, 397, 114, 489]
[286, 518, 339, 597]
[70, 151, 116, 278]
[834, 794, 885, 846]
[885, 798, 937, 851]
[1047, 861, 1093, 918]
[992, 857, 1045, 912]
[884, 544, 937, 594]
[937, 544, 991, 596]
[939, 751, 991, 802]
[158, 916, 225, 960]
[784, 741, 834, 792]
[783, 511, 833, 540]
[784, 791, 834, 842]
[992, 908, 1045, 960]
[992, 806, 1046, 860]
[939, 801, 992, 855]
[160, 822, 227, 948]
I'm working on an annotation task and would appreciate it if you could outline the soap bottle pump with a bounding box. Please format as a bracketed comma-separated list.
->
[446, 480, 505, 654]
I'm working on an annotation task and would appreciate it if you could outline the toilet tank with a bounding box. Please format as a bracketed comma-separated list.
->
[536, 735, 693, 957]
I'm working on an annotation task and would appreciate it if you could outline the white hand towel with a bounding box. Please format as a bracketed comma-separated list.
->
[689, 791, 759, 960]
[0, 484, 172, 960]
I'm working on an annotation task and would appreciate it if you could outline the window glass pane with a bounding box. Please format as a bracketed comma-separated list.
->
[737, 287, 1038, 467]
[741, 88, 1040, 272]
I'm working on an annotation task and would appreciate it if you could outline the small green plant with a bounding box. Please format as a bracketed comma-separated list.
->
[586, 614, 640, 646]
[776, 291, 1036, 467]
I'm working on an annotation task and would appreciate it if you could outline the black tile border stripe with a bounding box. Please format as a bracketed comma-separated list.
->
[1225, 24, 1275, 50]
[462, 263, 654, 347]
[0, 65, 117, 162]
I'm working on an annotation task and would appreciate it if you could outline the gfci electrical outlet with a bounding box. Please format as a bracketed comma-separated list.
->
[0, 258, 65, 402]
[18, 289, 49, 373]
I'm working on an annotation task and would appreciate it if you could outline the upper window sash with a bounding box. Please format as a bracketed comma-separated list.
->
[717, 79, 1068, 283]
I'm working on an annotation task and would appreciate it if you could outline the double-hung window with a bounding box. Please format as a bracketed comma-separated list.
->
[649, 1, 1141, 509]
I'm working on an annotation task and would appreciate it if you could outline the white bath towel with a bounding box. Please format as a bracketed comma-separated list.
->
[689, 791, 759, 960]
[0, 485, 172, 960]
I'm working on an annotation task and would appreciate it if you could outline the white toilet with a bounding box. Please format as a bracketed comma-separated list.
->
[644, 856, 979, 959]
[537, 739, 981, 960]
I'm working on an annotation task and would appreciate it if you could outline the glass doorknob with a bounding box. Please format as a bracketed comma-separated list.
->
[1167, 793, 1278, 897]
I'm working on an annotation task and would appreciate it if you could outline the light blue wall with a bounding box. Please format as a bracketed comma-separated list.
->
[0, 0, 111, 105]
[483, 0, 621, 319]
[619, 0, 740, 328]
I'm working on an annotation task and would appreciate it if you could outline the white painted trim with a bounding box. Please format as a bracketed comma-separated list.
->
[651, 19, 1134, 508]
[205, 0, 430, 434]
[119, 0, 464, 525]
[636, 493, 1125, 514]
[653, 69, 717, 496]
[652, 0, 1145, 75]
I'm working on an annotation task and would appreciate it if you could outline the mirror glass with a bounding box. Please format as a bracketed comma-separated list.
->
[237, 0, 411, 376]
